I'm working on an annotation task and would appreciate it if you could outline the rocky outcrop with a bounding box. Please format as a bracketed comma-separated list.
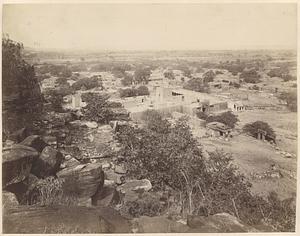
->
[3, 206, 131, 233]
[7, 127, 29, 143]
[187, 213, 258, 233]
[31, 146, 63, 178]
[57, 163, 104, 199]
[20, 135, 48, 153]
[3, 144, 38, 188]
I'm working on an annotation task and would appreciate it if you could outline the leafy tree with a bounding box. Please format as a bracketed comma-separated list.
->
[134, 67, 151, 84]
[279, 91, 297, 112]
[202, 70, 215, 83]
[72, 75, 103, 91]
[164, 70, 175, 80]
[81, 93, 123, 124]
[243, 121, 276, 141]
[240, 68, 261, 84]
[183, 78, 210, 93]
[121, 73, 134, 86]
[136, 85, 149, 96]
[2, 36, 43, 132]
[206, 111, 239, 128]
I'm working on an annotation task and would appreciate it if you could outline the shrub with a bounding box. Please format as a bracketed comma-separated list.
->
[72, 76, 103, 91]
[196, 111, 208, 120]
[279, 91, 297, 112]
[240, 69, 261, 84]
[119, 86, 149, 98]
[164, 70, 175, 80]
[202, 70, 215, 83]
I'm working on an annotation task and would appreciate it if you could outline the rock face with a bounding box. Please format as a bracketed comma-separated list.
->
[2, 144, 38, 188]
[31, 146, 63, 178]
[92, 185, 120, 207]
[2, 191, 19, 208]
[20, 135, 48, 153]
[57, 163, 104, 199]
[134, 216, 189, 233]
[3, 206, 131, 233]
[187, 213, 258, 233]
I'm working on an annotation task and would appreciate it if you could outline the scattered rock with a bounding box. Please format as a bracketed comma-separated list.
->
[20, 135, 48, 153]
[3, 144, 38, 188]
[3, 205, 131, 233]
[2, 191, 19, 208]
[101, 162, 111, 169]
[31, 146, 64, 178]
[57, 163, 104, 199]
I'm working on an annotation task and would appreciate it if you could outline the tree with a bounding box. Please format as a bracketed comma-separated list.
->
[278, 91, 297, 112]
[243, 121, 276, 141]
[183, 78, 210, 93]
[134, 67, 151, 84]
[202, 70, 215, 83]
[121, 73, 133, 86]
[164, 70, 175, 80]
[240, 68, 261, 84]
[72, 75, 103, 91]
[206, 111, 239, 128]
[136, 85, 149, 96]
[2, 36, 43, 133]
[81, 93, 123, 124]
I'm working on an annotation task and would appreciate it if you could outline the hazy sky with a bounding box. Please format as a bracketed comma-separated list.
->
[2, 3, 297, 50]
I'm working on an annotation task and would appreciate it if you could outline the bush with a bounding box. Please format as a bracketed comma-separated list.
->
[202, 70, 215, 83]
[196, 111, 208, 120]
[243, 121, 276, 141]
[206, 111, 239, 128]
[164, 70, 175, 80]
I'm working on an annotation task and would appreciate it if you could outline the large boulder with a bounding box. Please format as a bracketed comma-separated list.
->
[117, 179, 152, 203]
[187, 213, 258, 233]
[3, 144, 38, 188]
[2, 191, 19, 208]
[20, 135, 48, 153]
[3, 205, 131, 233]
[31, 146, 64, 178]
[57, 163, 104, 199]
[134, 216, 189, 233]
[92, 185, 120, 207]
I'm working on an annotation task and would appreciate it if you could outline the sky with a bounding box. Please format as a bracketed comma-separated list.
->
[2, 3, 297, 51]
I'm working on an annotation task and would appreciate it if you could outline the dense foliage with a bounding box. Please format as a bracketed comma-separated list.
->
[81, 93, 123, 124]
[202, 70, 216, 83]
[72, 75, 103, 91]
[205, 111, 239, 128]
[119, 86, 150, 98]
[116, 110, 294, 230]
[240, 68, 261, 84]
[134, 67, 152, 84]
[183, 78, 210, 93]
[278, 91, 297, 112]
[243, 121, 276, 141]
[164, 70, 175, 80]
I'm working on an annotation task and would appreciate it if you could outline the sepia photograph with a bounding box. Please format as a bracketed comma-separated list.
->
[1, 1, 298, 234]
